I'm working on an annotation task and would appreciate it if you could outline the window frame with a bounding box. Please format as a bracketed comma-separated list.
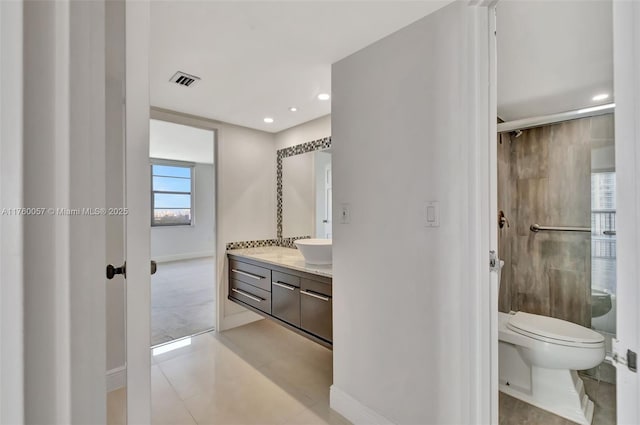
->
[150, 159, 195, 227]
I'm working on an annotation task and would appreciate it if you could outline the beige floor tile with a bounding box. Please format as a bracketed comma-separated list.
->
[107, 387, 126, 425]
[152, 365, 197, 425]
[278, 401, 352, 425]
[183, 375, 309, 425]
[258, 355, 332, 405]
[151, 321, 350, 425]
[157, 336, 272, 401]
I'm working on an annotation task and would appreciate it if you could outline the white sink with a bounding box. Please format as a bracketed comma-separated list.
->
[294, 238, 332, 265]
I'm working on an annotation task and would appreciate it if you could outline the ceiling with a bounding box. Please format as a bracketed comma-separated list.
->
[150, 1, 614, 133]
[497, 0, 613, 122]
[150, 1, 451, 133]
[150, 119, 215, 164]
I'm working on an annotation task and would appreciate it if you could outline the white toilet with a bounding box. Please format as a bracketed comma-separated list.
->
[499, 311, 605, 425]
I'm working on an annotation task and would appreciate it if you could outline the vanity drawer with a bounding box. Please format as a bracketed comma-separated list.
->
[230, 279, 271, 315]
[300, 278, 332, 342]
[272, 270, 300, 288]
[301, 278, 331, 297]
[229, 260, 271, 291]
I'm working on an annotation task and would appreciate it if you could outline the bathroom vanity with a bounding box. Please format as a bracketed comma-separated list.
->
[227, 246, 332, 348]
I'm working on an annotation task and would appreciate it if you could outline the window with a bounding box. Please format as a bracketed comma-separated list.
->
[151, 163, 193, 226]
[591, 172, 616, 296]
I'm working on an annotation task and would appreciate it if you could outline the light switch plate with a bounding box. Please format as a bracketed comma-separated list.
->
[425, 201, 440, 227]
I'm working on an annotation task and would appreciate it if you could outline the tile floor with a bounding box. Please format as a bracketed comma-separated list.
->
[499, 377, 616, 425]
[108, 319, 351, 425]
[152, 257, 216, 346]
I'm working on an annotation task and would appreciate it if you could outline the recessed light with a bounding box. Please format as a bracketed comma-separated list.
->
[317, 93, 330, 101]
[264, 117, 274, 123]
[592, 93, 609, 101]
[289, 107, 298, 112]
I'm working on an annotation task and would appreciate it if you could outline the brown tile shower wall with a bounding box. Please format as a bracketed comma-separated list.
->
[498, 115, 613, 327]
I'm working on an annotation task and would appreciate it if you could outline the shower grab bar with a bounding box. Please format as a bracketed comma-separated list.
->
[530, 224, 591, 233]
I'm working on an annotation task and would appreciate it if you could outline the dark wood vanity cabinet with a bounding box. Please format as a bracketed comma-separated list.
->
[229, 259, 272, 314]
[271, 270, 301, 327]
[227, 254, 332, 347]
[300, 278, 332, 342]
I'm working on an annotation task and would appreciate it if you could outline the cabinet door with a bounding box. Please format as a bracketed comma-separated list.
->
[272, 280, 300, 327]
[300, 279, 332, 342]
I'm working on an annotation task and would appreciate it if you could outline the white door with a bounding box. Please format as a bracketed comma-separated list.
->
[612, 2, 640, 423]
[106, 0, 152, 423]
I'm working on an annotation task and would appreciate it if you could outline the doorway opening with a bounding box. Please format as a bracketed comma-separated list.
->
[495, 1, 617, 424]
[149, 118, 216, 347]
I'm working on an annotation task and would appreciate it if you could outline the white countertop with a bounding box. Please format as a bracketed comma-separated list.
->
[227, 246, 332, 278]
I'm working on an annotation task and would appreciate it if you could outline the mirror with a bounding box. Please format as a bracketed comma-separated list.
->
[280, 147, 332, 239]
[282, 149, 332, 238]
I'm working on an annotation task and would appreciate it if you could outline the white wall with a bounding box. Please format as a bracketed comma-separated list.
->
[275, 114, 331, 150]
[331, 2, 489, 423]
[151, 163, 215, 262]
[217, 121, 277, 326]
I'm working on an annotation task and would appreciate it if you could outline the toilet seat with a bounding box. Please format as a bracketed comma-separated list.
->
[507, 312, 605, 348]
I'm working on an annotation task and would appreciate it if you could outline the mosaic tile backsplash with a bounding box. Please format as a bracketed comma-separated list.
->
[226, 236, 310, 251]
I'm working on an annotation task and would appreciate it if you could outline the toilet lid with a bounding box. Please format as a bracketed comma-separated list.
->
[507, 312, 604, 344]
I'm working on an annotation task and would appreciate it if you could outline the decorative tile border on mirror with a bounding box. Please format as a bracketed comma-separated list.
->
[225, 236, 311, 251]
[276, 136, 332, 238]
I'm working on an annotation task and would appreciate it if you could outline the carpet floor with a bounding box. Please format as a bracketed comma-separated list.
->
[151, 257, 216, 346]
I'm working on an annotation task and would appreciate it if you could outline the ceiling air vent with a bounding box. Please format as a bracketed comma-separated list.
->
[169, 71, 200, 87]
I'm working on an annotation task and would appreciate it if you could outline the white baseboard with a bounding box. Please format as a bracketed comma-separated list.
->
[330, 385, 395, 425]
[107, 365, 126, 392]
[219, 310, 263, 331]
[154, 251, 215, 263]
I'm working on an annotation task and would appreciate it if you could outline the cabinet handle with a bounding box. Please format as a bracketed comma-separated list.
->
[272, 281, 296, 291]
[231, 269, 264, 280]
[300, 290, 330, 302]
[231, 288, 263, 302]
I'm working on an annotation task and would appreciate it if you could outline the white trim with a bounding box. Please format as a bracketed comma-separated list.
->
[219, 310, 262, 332]
[613, 1, 640, 423]
[329, 385, 395, 425]
[106, 366, 127, 392]
[465, 2, 495, 424]
[0, 0, 24, 423]
[486, 3, 499, 425]
[154, 251, 216, 264]
[125, 1, 152, 423]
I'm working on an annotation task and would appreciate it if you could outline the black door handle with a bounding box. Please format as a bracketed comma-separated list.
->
[107, 261, 157, 279]
[106, 262, 126, 279]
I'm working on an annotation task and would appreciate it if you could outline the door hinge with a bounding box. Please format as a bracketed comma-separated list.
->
[490, 250, 499, 272]
[611, 340, 637, 373]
